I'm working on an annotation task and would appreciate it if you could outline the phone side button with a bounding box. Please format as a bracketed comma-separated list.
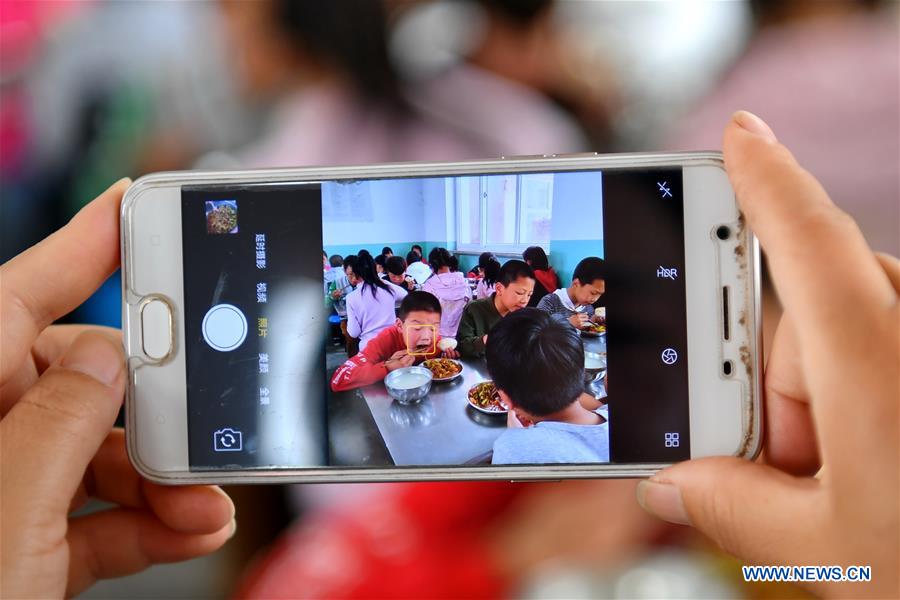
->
[141, 299, 173, 360]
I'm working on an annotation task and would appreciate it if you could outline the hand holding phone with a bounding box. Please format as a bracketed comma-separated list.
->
[637, 112, 899, 598]
[0, 180, 234, 598]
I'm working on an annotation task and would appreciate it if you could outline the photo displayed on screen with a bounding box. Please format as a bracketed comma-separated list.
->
[324, 172, 609, 467]
[181, 167, 691, 471]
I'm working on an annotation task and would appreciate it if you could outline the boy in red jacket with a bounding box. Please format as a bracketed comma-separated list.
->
[330, 291, 460, 391]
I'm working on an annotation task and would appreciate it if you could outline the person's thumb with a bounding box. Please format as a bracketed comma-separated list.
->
[1, 330, 125, 517]
[636, 457, 820, 564]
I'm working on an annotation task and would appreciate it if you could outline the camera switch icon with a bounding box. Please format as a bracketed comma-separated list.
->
[213, 428, 243, 452]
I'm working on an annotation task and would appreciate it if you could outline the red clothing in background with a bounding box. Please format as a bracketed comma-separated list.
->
[235, 482, 519, 599]
[330, 326, 442, 392]
[533, 267, 560, 297]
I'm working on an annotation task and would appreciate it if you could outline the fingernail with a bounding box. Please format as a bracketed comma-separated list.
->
[732, 110, 776, 142]
[229, 518, 238, 539]
[212, 486, 237, 520]
[61, 333, 123, 386]
[636, 479, 691, 525]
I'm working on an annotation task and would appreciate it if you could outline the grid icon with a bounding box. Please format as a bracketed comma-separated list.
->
[664, 432, 680, 448]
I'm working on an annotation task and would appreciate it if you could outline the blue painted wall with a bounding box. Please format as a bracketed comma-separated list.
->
[547, 171, 604, 285]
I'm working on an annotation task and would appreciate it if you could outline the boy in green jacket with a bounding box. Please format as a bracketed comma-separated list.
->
[456, 260, 535, 358]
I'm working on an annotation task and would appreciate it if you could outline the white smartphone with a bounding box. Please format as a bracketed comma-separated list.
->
[120, 152, 762, 484]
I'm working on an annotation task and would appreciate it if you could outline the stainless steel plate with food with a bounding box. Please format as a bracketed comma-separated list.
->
[467, 381, 507, 414]
[422, 358, 463, 382]
[580, 322, 607, 338]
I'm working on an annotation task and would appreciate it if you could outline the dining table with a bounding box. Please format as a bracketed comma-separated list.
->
[345, 332, 607, 466]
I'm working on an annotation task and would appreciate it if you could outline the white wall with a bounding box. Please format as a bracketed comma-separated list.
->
[549, 171, 604, 241]
[321, 179, 427, 246]
[422, 176, 452, 244]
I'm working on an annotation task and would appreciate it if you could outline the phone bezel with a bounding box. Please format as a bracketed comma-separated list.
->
[121, 152, 762, 484]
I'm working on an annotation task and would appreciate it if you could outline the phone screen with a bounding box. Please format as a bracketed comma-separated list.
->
[180, 168, 689, 470]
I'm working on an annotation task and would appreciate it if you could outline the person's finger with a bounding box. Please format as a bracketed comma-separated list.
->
[73, 429, 235, 534]
[875, 253, 900, 294]
[724, 112, 895, 328]
[725, 112, 898, 483]
[66, 508, 235, 597]
[1, 331, 125, 522]
[0, 325, 120, 416]
[0, 178, 129, 385]
[762, 315, 820, 475]
[636, 457, 822, 565]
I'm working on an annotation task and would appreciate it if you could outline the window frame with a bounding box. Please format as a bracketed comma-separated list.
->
[454, 174, 551, 254]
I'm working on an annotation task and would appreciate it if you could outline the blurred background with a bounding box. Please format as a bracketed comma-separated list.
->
[1, 1, 897, 598]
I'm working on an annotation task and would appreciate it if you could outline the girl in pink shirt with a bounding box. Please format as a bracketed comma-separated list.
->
[422, 248, 471, 338]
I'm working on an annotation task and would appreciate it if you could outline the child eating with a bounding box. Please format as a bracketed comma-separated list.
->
[536, 256, 605, 330]
[457, 260, 535, 358]
[385, 255, 417, 292]
[486, 308, 609, 464]
[331, 291, 459, 391]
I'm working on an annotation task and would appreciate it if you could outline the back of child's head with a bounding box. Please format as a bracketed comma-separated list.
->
[573, 257, 605, 285]
[358, 249, 373, 260]
[385, 255, 407, 277]
[497, 259, 535, 286]
[428, 247, 455, 272]
[382, 246, 393, 255]
[482, 257, 501, 286]
[398, 290, 442, 320]
[522, 246, 550, 270]
[486, 308, 584, 416]
[329, 254, 344, 268]
[478, 251, 497, 270]
[406, 250, 420, 265]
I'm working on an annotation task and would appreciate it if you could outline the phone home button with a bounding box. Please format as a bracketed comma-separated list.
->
[140, 298, 173, 361]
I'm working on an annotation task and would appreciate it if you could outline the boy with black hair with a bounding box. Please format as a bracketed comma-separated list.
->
[486, 308, 608, 464]
[456, 259, 535, 358]
[374, 254, 388, 279]
[385, 255, 416, 292]
[382, 246, 394, 257]
[331, 291, 459, 391]
[326, 254, 360, 316]
[405, 249, 432, 285]
[536, 256, 606, 330]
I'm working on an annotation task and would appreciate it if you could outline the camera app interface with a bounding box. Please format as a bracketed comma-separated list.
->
[181, 168, 689, 470]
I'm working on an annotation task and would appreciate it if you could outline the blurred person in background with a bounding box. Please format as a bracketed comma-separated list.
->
[401, 0, 597, 155]
[219, 0, 479, 167]
[670, 0, 899, 257]
[1, 1, 256, 327]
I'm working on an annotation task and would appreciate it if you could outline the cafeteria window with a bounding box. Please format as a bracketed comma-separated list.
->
[455, 173, 553, 254]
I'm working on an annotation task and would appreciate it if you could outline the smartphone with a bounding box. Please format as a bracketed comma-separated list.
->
[121, 152, 762, 484]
